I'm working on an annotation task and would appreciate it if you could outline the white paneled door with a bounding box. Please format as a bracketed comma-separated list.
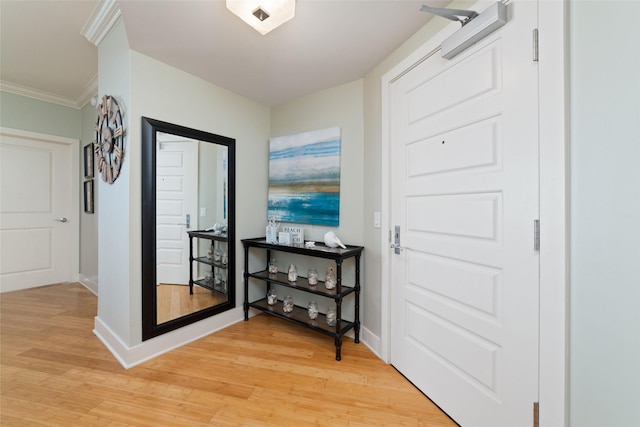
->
[155, 138, 198, 285]
[389, 2, 539, 426]
[0, 130, 74, 292]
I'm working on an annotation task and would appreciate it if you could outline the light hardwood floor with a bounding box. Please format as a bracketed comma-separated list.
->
[0, 283, 457, 426]
[156, 284, 227, 324]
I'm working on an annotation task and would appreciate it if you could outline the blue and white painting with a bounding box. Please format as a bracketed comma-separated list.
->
[268, 127, 341, 226]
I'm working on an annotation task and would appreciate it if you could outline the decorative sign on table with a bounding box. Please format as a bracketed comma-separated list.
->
[281, 225, 304, 246]
[268, 127, 341, 226]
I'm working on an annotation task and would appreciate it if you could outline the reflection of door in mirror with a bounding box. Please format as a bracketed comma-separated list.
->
[155, 135, 229, 325]
[156, 133, 198, 286]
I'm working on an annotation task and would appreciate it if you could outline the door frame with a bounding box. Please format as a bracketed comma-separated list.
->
[380, 2, 568, 426]
[0, 127, 80, 288]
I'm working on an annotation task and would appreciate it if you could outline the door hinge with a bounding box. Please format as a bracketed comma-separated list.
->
[534, 219, 540, 251]
[532, 28, 539, 62]
[533, 402, 539, 427]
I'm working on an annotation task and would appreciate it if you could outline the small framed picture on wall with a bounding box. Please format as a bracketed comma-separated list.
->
[84, 180, 94, 214]
[84, 143, 94, 178]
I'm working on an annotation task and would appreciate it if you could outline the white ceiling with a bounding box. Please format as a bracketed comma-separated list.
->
[0, 0, 447, 108]
[0, 0, 100, 108]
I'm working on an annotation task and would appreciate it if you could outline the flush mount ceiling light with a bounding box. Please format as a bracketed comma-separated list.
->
[226, 0, 295, 35]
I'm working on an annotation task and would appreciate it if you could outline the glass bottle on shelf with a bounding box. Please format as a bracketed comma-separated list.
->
[267, 289, 277, 305]
[288, 264, 297, 282]
[325, 266, 336, 290]
[283, 295, 294, 313]
[307, 268, 318, 285]
[268, 259, 278, 274]
[307, 301, 319, 320]
[326, 307, 337, 326]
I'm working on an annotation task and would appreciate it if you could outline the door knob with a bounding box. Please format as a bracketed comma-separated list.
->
[55, 217, 68, 223]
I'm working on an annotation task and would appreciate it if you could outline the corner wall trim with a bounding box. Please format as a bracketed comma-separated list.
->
[93, 307, 245, 369]
[360, 326, 383, 361]
[81, 0, 121, 46]
[78, 274, 98, 296]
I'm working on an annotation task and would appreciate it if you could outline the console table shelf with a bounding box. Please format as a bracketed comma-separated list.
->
[248, 298, 355, 337]
[247, 270, 356, 299]
[188, 230, 228, 295]
[242, 237, 363, 361]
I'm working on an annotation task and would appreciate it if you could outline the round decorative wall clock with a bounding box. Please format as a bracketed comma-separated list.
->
[94, 95, 125, 184]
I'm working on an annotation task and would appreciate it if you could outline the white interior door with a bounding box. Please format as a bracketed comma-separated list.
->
[389, 2, 539, 426]
[0, 131, 74, 292]
[156, 138, 198, 285]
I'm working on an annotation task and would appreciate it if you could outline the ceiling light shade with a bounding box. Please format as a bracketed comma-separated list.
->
[226, 0, 295, 35]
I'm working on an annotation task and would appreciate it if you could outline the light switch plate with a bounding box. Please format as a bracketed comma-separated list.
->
[373, 211, 381, 228]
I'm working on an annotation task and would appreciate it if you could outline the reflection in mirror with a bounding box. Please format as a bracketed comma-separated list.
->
[155, 132, 230, 324]
[142, 117, 235, 341]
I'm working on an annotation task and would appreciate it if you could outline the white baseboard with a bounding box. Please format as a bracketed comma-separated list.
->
[94, 307, 245, 369]
[78, 274, 98, 295]
[1, 276, 83, 294]
[360, 325, 384, 361]
[93, 307, 386, 369]
[93, 316, 130, 368]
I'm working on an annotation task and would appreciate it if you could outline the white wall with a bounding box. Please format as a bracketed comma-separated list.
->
[94, 18, 271, 365]
[80, 101, 99, 291]
[0, 91, 82, 139]
[361, 13, 453, 341]
[63, 2, 456, 363]
[266, 1, 474, 351]
[130, 52, 271, 347]
[95, 19, 133, 345]
[270, 79, 365, 324]
[1, 83, 99, 295]
[271, 80, 364, 245]
[569, 2, 640, 426]
[86, 5, 640, 424]
[0, 88, 88, 298]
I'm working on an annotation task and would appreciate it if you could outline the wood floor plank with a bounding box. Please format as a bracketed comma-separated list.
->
[1, 283, 457, 426]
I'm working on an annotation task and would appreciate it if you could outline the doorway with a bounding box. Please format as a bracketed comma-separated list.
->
[382, 1, 543, 425]
[0, 128, 79, 292]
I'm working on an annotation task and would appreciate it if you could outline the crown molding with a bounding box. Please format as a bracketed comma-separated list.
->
[81, 0, 121, 46]
[0, 75, 98, 110]
[1, 80, 79, 109]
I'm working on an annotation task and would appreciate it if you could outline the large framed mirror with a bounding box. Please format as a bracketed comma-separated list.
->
[142, 117, 235, 340]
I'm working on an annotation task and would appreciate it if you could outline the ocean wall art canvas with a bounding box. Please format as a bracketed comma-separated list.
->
[268, 127, 341, 226]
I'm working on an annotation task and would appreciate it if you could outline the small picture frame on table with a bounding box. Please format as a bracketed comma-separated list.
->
[84, 143, 94, 178]
[278, 232, 291, 246]
[84, 180, 94, 214]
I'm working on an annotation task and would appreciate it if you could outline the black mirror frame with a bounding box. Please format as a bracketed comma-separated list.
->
[141, 116, 236, 341]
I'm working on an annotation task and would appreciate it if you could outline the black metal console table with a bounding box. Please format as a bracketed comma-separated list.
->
[242, 237, 363, 360]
